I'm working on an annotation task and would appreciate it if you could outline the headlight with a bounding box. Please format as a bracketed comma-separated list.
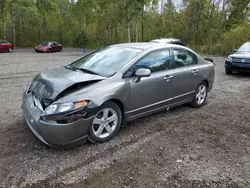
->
[44, 100, 88, 115]
[227, 56, 233, 63]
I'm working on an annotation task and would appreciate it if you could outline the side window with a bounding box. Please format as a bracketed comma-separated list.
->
[172, 49, 197, 68]
[135, 49, 170, 73]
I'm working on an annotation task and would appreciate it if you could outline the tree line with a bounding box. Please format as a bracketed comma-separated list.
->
[0, 0, 249, 55]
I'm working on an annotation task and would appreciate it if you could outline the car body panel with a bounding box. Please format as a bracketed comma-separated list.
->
[30, 67, 105, 100]
[22, 93, 90, 146]
[23, 42, 214, 146]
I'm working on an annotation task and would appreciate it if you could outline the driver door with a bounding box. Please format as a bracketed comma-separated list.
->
[126, 49, 174, 119]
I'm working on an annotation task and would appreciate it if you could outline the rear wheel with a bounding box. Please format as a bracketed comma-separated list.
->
[190, 82, 208, 108]
[225, 68, 233, 74]
[88, 101, 122, 143]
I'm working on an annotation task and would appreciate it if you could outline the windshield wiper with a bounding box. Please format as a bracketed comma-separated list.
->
[65, 64, 103, 76]
[64, 64, 76, 71]
[78, 68, 102, 76]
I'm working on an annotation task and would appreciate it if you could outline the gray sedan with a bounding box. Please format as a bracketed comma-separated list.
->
[22, 43, 214, 147]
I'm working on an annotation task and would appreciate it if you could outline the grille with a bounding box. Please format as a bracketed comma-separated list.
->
[232, 57, 250, 63]
[33, 94, 53, 109]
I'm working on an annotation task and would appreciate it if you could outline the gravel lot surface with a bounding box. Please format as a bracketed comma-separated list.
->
[0, 48, 250, 188]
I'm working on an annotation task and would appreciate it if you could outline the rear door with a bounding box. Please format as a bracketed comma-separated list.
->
[53, 42, 60, 51]
[165, 48, 203, 102]
[50, 42, 57, 52]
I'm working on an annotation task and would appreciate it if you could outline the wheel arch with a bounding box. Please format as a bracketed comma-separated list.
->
[107, 99, 126, 125]
[202, 79, 209, 88]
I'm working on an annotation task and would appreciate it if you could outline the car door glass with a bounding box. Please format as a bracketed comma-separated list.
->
[135, 49, 170, 73]
[172, 49, 197, 69]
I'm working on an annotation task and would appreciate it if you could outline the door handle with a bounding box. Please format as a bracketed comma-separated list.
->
[163, 75, 173, 82]
[192, 69, 199, 74]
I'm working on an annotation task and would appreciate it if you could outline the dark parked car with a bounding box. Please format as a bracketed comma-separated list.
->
[225, 41, 250, 74]
[0, 40, 13, 52]
[150, 38, 185, 46]
[35, 41, 62, 53]
[22, 43, 214, 147]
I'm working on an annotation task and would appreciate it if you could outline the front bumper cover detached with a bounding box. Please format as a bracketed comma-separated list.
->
[22, 93, 96, 147]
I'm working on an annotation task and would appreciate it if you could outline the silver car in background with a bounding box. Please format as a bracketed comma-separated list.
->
[22, 43, 214, 147]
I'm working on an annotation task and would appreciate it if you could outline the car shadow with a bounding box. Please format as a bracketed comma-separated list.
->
[230, 72, 250, 78]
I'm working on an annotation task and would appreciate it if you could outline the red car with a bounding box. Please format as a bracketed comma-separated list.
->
[35, 41, 63, 53]
[0, 40, 13, 52]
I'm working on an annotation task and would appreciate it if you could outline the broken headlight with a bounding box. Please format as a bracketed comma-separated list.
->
[44, 100, 88, 115]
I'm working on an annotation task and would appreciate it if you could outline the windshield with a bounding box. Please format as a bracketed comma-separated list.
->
[40, 42, 50, 46]
[238, 42, 250, 52]
[70, 46, 142, 77]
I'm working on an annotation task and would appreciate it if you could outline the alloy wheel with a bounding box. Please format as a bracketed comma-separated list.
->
[196, 85, 207, 105]
[92, 108, 118, 139]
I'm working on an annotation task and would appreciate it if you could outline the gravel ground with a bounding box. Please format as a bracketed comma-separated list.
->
[0, 48, 250, 188]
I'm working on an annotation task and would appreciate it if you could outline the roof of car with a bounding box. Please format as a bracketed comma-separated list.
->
[111, 42, 182, 50]
[151, 38, 182, 43]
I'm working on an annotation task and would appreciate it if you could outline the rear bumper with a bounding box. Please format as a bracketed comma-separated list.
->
[225, 61, 250, 72]
[22, 93, 94, 147]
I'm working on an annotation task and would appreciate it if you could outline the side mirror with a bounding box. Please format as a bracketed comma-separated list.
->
[134, 68, 151, 83]
[135, 68, 151, 77]
[204, 57, 214, 64]
[233, 48, 237, 53]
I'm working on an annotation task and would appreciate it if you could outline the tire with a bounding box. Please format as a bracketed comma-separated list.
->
[8, 48, 13, 53]
[88, 101, 122, 143]
[190, 81, 208, 108]
[225, 68, 233, 74]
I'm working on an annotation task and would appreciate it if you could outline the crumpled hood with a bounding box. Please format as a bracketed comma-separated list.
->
[231, 52, 250, 59]
[30, 67, 105, 100]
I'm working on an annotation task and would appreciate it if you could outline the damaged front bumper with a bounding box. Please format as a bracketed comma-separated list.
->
[22, 93, 95, 147]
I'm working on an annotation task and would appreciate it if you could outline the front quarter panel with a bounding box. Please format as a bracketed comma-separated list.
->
[55, 75, 130, 110]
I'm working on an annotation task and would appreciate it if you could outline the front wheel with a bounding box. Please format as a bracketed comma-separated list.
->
[88, 101, 122, 143]
[225, 68, 233, 75]
[8, 48, 13, 53]
[190, 82, 208, 108]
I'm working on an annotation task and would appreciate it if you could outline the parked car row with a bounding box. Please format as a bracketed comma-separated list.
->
[0, 40, 63, 53]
